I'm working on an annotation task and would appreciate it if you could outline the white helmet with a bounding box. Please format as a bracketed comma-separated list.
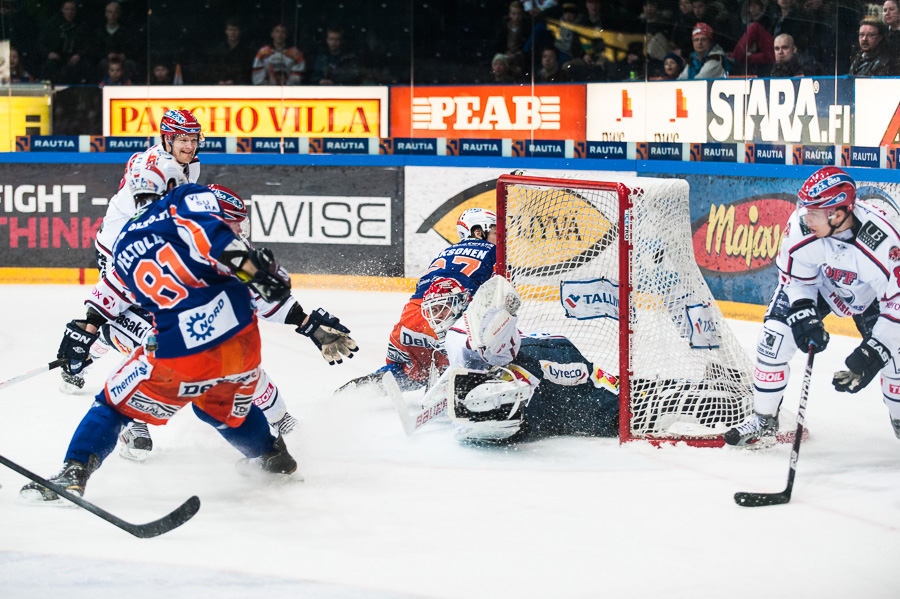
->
[130, 153, 188, 202]
[421, 278, 471, 339]
[456, 208, 497, 242]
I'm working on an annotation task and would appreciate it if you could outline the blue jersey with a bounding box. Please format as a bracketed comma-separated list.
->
[111, 183, 255, 359]
[412, 239, 496, 299]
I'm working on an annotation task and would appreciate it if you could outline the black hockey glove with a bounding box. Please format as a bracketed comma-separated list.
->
[833, 337, 891, 393]
[245, 248, 291, 304]
[786, 299, 829, 354]
[296, 308, 359, 365]
[58, 320, 100, 375]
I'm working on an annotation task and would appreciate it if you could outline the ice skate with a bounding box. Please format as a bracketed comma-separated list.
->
[20, 455, 100, 502]
[119, 421, 153, 461]
[236, 435, 301, 480]
[724, 412, 778, 447]
[271, 412, 297, 436]
[59, 371, 86, 394]
[890, 415, 900, 440]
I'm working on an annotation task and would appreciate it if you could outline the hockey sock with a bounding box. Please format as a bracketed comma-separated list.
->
[192, 403, 275, 458]
[65, 393, 125, 464]
[752, 362, 790, 415]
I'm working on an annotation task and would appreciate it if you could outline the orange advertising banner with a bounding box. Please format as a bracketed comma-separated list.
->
[109, 98, 382, 137]
[391, 85, 586, 140]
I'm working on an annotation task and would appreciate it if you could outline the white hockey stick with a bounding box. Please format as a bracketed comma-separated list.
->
[0, 358, 67, 393]
[383, 371, 448, 435]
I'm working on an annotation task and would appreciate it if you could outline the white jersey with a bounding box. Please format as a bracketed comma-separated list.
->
[94, 144, 200, 264]
[778, 200, 900, 350]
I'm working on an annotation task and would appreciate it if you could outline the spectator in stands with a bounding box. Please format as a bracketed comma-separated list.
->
[536, 46, 567, 82]
[38, 0, 93, 84]
[641, 0, 674, 67]
[524, 2, 584, 65]
[93, 2, 139, 84]
[801, 0, 837, 75]
[523, 0, 558, 18]
[848, 20, 899, 76]
[741, 0, 774, 32]
[884, 0, 900, 49]
[671, 0, 698, 56]
[150, 61, 173, 85]
[678, 22, 730, 79]
[491, 53, 518, 82]
[495, 1, 529, 78]
[253, 23, 306, 85]
[206, 18, 255, 85]
[564, 37, 610, 81]
[732, 0, 776, 76]
[770, 32, 819, 76]
[99, 57, 131, 86]
[7, 47, 34, 83]
[688, 0, 736, 54]
[772, 0, 809, 52]
[662, 53, 685, 79]
[610, 41, 646, 81]
[310, 27, 360, 85]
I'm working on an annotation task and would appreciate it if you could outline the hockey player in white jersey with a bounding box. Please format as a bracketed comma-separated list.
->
[64, 166, 306, 460]
[726, 166, 900, 446]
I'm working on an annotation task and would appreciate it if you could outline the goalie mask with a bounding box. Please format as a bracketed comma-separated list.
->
[208, 184, 249, 238]
[421, 278, 471, 339]
[456, 208, 497, 242]
[447, 366, 537, 442]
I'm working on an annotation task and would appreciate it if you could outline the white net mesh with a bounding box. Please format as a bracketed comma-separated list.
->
[498, 175, 755, 441]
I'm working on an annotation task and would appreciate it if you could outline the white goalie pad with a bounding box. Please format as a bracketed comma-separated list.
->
[447, 367, 534, 441]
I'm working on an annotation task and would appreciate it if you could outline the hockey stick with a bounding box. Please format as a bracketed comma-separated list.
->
[734, 346, 815, 507]
[0, 359, 67, 392]
[384, 371, 447, 435]
[0, 453, 200, 537]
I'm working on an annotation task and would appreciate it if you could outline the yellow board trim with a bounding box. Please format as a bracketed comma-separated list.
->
[0, 268, 862, 338]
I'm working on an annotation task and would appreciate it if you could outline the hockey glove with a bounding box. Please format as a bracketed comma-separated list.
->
[833, 337, 891, 393]
[245, 248, 291, 304]
[786, 299, 829, 354]
[296, 308, 359, 365]
[58, 320, 100, 375]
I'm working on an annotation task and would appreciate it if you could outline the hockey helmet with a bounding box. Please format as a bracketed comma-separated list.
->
[421, 278, 472, 338]
[208, 184, 249, 237]
[798, 166, 856, 211]
[456, 208, 497, 242]
[130, 153, 188, 204]
[160, 109, 203, 155]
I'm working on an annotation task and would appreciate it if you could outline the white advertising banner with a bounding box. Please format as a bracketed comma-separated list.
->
[586, 81, 707, 143]
[853, 78, 900, 146]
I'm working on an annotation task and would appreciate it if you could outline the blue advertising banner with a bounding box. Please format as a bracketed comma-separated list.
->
[707, 77, 853, 145]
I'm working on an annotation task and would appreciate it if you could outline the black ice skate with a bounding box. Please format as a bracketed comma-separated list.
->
[20, 455, 100, 502]
[59, 370, 86, 394]
[119, 421, 153, 461]
[236, 435, 301, 479]
[724, 412, 778, 447]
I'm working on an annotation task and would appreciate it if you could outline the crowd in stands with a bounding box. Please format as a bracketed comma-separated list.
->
[2, 0, 898, 87]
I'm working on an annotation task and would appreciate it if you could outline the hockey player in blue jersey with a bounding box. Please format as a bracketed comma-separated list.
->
[22, 165, 358, 501]
[338, 208, 498, 393]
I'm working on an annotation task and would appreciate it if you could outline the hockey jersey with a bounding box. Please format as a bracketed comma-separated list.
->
[108, 183, 255, 358]
[95, 144, 201, 265]
[778, 201, 900, 351]
[411, 239, 497, 299]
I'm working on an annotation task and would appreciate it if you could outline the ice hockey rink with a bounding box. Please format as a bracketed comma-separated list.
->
[0, 285, 897, 599]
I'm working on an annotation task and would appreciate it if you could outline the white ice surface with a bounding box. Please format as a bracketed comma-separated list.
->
[0, 285, 898, 599]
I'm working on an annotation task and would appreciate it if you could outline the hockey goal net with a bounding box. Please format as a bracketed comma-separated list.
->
[495, 174, 754, 446]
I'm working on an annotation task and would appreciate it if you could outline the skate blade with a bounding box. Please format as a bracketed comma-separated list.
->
[235, 461, 304, 483]
[118, 446, 151, 462]
[18, 487, 78, 506]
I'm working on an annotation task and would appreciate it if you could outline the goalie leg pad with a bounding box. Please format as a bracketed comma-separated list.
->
[447, 367, 535, 441]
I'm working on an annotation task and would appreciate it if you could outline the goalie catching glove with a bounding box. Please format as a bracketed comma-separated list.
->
[296, 308, 359, 365]
[833, 337, 891, 393]
[58, 320, 100, 375]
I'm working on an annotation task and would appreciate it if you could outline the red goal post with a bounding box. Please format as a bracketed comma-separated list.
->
[495, 174, 755, 446]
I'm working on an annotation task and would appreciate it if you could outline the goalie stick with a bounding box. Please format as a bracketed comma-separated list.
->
[384, 371, 447, 435]
[0, 359, 67, 393]
[734, 346, 814, 508]
[0, 453, 200, 537]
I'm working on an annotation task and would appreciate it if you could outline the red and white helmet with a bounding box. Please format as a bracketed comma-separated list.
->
[456, 208, 497, 242]
[130, 153, 188, 203]
[421, 278, 472, 338]
[798, 166, 856, 211]
[160, 109, 203, 154]
[208, 184, 249, 237]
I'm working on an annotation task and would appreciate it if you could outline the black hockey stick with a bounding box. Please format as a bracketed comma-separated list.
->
[0, 453, 200, 537]
[0, 358, 67, 392]
[734, 346, 814, 507]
